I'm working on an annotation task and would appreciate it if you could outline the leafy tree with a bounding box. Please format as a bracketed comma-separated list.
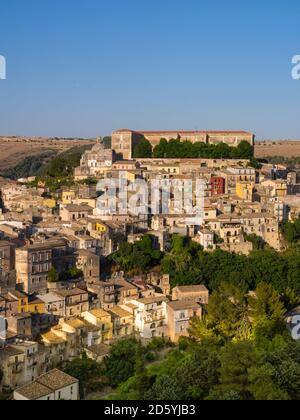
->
[244, 233, 266, 250]
[103, 338, 143, 387]
[218, 341, 258, 399]
[153, 138, 168, 158]
[199, 283, 250, 341]
[248, 364, 290, 400]
[152, 138, 254, 160]
[175, 346, 220, 400]
[282, 223, 299, 244]
[282, 287, 300, 311]
[235, 141, 254, 160]
[110, 235, 163, 274]
[47, 267, 59, 283]
[103, 136, 112, 149]
[147, 375, 183, 400]
[133, 138, 153, 158]
[63, 354, 103, 399]
[249, 283, 285, 321]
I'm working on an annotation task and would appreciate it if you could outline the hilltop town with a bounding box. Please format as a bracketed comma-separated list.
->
[1, 129, 300, 400]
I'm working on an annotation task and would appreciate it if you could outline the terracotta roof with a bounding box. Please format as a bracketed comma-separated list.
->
[36, 369, 78, 391]
[88, 308, 111, 318]
[41, 331, 66, 344]
[174, 285, 209, 293]
[62, 319, 85, 329]
[167, 300, 201, 311]
[54, 288, 88, 298]
[138, 296, 169, 305]
[113, 129, 253, 136]
[64, 204, 93, 212]
[0, 346, 24, 359]
[15, 369, 78, 399]
[109, 306, 132, 318]
[15, 381, 52, 400]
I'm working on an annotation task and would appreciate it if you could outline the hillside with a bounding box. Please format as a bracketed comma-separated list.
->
[0, 136, 95, 172]
[255, 141, 300, 159]
[0, 145, 93, 180]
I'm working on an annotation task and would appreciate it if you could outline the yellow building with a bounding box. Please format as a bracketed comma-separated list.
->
[8, 291, 29, 313]
[95, 222, 107, 233]
[274, 181, 288, 197]
[62, 190, 76, 205]
[236, 181, 254, 201]
[82, 309, 113, 342]
[126, 171, 137, 182]
[27, 297, 46, 314]
[43, 198, 57, 209]
[108, 306, 134, 338]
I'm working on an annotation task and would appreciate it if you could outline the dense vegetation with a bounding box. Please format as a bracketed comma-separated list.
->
[106, 282, 300, 401]
[132, 137, 254, 160]
[133, 138, 153, 158]
[47, 266, 83, 283]
[64, 282, 300, 401]
[67, 231, 300, 401]
[282, 219, 300, 244]
[63, 338, 171, 399]
[0, 151, 56, 180]
[109, 235, 163, 274]
[103, 136, 112, 149]
[110, 234, 300, 296]
[0, 145, 92, 191]
[29, 145, 92, 191]
[265, 155, 300, 169]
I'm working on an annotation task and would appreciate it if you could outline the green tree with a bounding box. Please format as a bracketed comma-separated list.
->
[249, 283, 286, 340]
[104, 339, 142, 387]
[48, 267, 59, 283]
[234, 141, 254, 159]
[205, 283, 250, 341]
[64, 354, 103, 399]
[218, 341, 258, 399]
[248, 364, 290, 400]
[133, 138, 153, 158]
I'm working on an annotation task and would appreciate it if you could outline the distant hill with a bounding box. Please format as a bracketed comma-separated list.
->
[0, 145, 92, 180]
[255, 141, 300, 159]
[0, 136, 95, 172]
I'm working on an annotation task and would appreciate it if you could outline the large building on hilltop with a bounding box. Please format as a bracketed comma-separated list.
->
[74, 138, 113, 180]
[112, 129, 255, 160]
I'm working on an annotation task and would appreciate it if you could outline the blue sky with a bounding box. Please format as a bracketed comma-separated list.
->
[0, 0, 300, 139]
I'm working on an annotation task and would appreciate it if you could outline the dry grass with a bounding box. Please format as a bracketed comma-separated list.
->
[255, 141, 300, 158]
[0, 137, 95, 170]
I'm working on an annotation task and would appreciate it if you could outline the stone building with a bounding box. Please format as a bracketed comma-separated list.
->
[15, 239, 72, 294]
[172, 285, 209, 305]
[164, 300, 202, 343]
[74, 138, 113, 180]
[112, 129, 255, 160]
[14, 369, 79, 401]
